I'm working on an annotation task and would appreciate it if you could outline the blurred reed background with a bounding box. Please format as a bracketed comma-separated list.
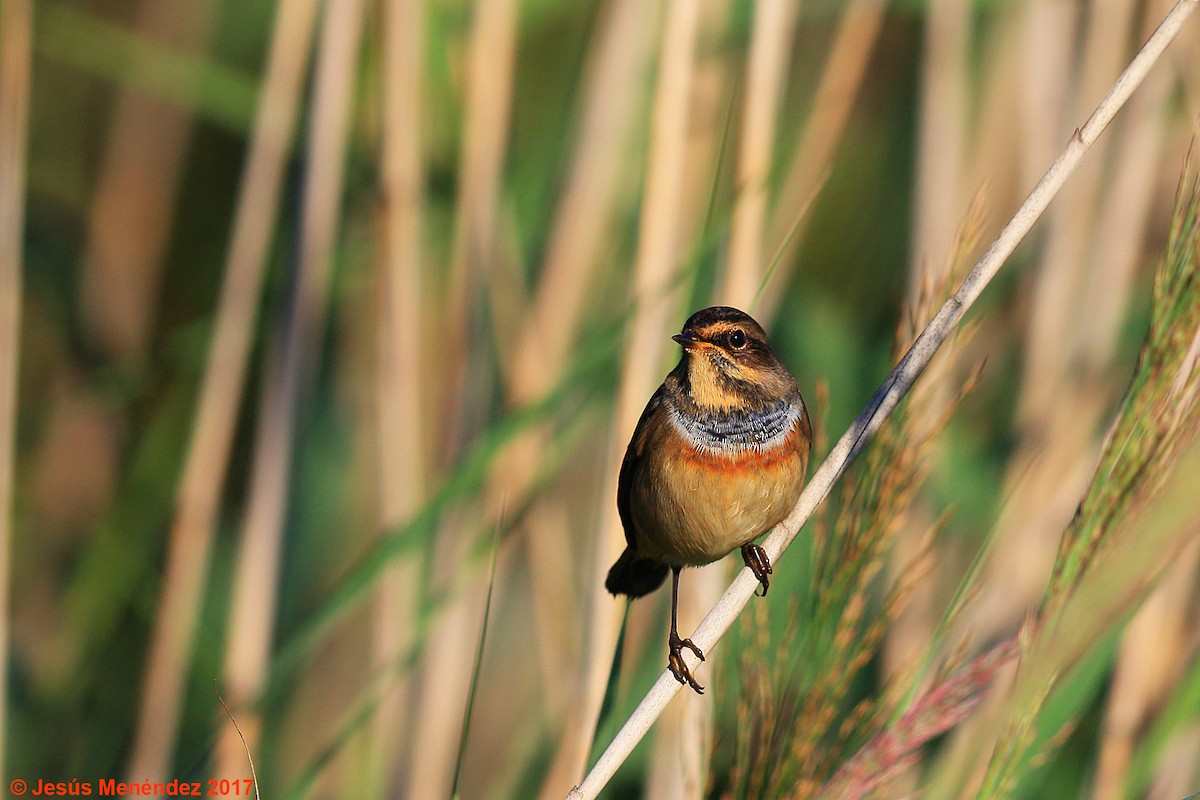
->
[3, 0, 1200, 798]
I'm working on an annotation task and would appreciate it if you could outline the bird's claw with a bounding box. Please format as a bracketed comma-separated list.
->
[742, 543, 773, 596]
[668, 632, 705, 694]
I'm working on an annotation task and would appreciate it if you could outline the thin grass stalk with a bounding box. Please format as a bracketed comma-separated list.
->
[404, 0, 518, 795]
[568, 4, 1200, 794]
[0, 0, 32, 787]
[216, 0, 366, 778]
[652, 4, 744, 796]
[758, 0, 887, 321]
[449, 525, 502, 800]
[126, 0, 321, 781]
[79, 0, 217, 360]
[559, 0, 705, 792]
[723, 0, 798, 305]
[370, 0, 427, 792]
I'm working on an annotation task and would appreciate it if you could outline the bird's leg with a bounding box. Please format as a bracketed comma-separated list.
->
[667, 566, 705, 694]
[742, 542, 772, 596]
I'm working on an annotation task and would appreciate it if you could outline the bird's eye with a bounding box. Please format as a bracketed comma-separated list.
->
[727, 329, 747, 350]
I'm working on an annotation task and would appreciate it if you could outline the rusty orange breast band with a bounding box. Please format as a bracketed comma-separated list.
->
[671, 423, 805, 472]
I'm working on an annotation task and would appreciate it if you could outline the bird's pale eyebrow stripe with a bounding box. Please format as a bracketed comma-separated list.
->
[666, 399, 799, 452]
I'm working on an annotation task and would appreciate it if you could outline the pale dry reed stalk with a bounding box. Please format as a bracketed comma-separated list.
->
[370, 0, 427, 792]
[1017, 0, 1076, 190]
[126, 0, 321, 781]
[568, 3, 1200, 794]
[759, 0, 886, 322]
[647, 4, 799, 795]
[0, 0, 32, 787]
[724, 0, 798, 304]
[404, 0, 518, 795]
[436, 0, 517, 457]
[561, 0, 705, 794]
[497, 0, 658, 738]
[964, 6, 1024, 218]
[910, 0, 969, 293]
[79, 0, 217, 361]
[216, 0, 365, 780]
[645, 3, 751, 790]
[498, 5, 663, 790]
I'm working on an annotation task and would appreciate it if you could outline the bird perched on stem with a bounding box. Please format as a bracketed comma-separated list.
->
[606, 306, 811, 693]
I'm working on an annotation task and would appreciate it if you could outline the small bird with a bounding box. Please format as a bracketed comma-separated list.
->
[606, 306, 811, 693]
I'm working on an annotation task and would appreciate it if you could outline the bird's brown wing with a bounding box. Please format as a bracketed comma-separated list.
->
[616, 386, 664, 551]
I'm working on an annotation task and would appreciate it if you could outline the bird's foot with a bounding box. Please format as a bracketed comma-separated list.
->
[742, 543, 773, 596]
[668, 632, 705, 694]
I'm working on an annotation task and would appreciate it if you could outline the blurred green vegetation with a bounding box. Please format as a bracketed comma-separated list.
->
[7, 0, 1200, 798]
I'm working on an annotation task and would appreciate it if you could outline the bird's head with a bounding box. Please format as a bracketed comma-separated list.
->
[671, 306, 796, 411]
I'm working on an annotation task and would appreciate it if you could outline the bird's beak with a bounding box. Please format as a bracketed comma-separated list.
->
[672, 332, 704, 349]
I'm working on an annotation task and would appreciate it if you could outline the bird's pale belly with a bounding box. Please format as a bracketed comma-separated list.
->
[630, 425, 806, 566]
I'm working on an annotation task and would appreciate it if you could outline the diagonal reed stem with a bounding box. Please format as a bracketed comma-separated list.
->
[567, 1, 1199, 795]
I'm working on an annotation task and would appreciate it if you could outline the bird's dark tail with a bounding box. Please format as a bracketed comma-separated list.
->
[605, 548, 669, 598]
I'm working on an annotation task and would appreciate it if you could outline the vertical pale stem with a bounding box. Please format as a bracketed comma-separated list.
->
[759, 0, 886, 321]
[371, 0, 427, 791]
[529, 2, 663, 794]
[910, 0, 968, 288]
[723, 0, 798, 304]
[404, 0, 517, 795]
[216, 0, 366, 778]
[127, 0, 321, 781]
[504, 0, 657, 722]
[1018, 0, 1077, 189]
[0, 0, 33, 787]
[438, 0, 518, 455]
[555, 0, 703, 792]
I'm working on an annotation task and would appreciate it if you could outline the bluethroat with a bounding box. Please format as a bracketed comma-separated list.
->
[605, 306, 812, 693]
